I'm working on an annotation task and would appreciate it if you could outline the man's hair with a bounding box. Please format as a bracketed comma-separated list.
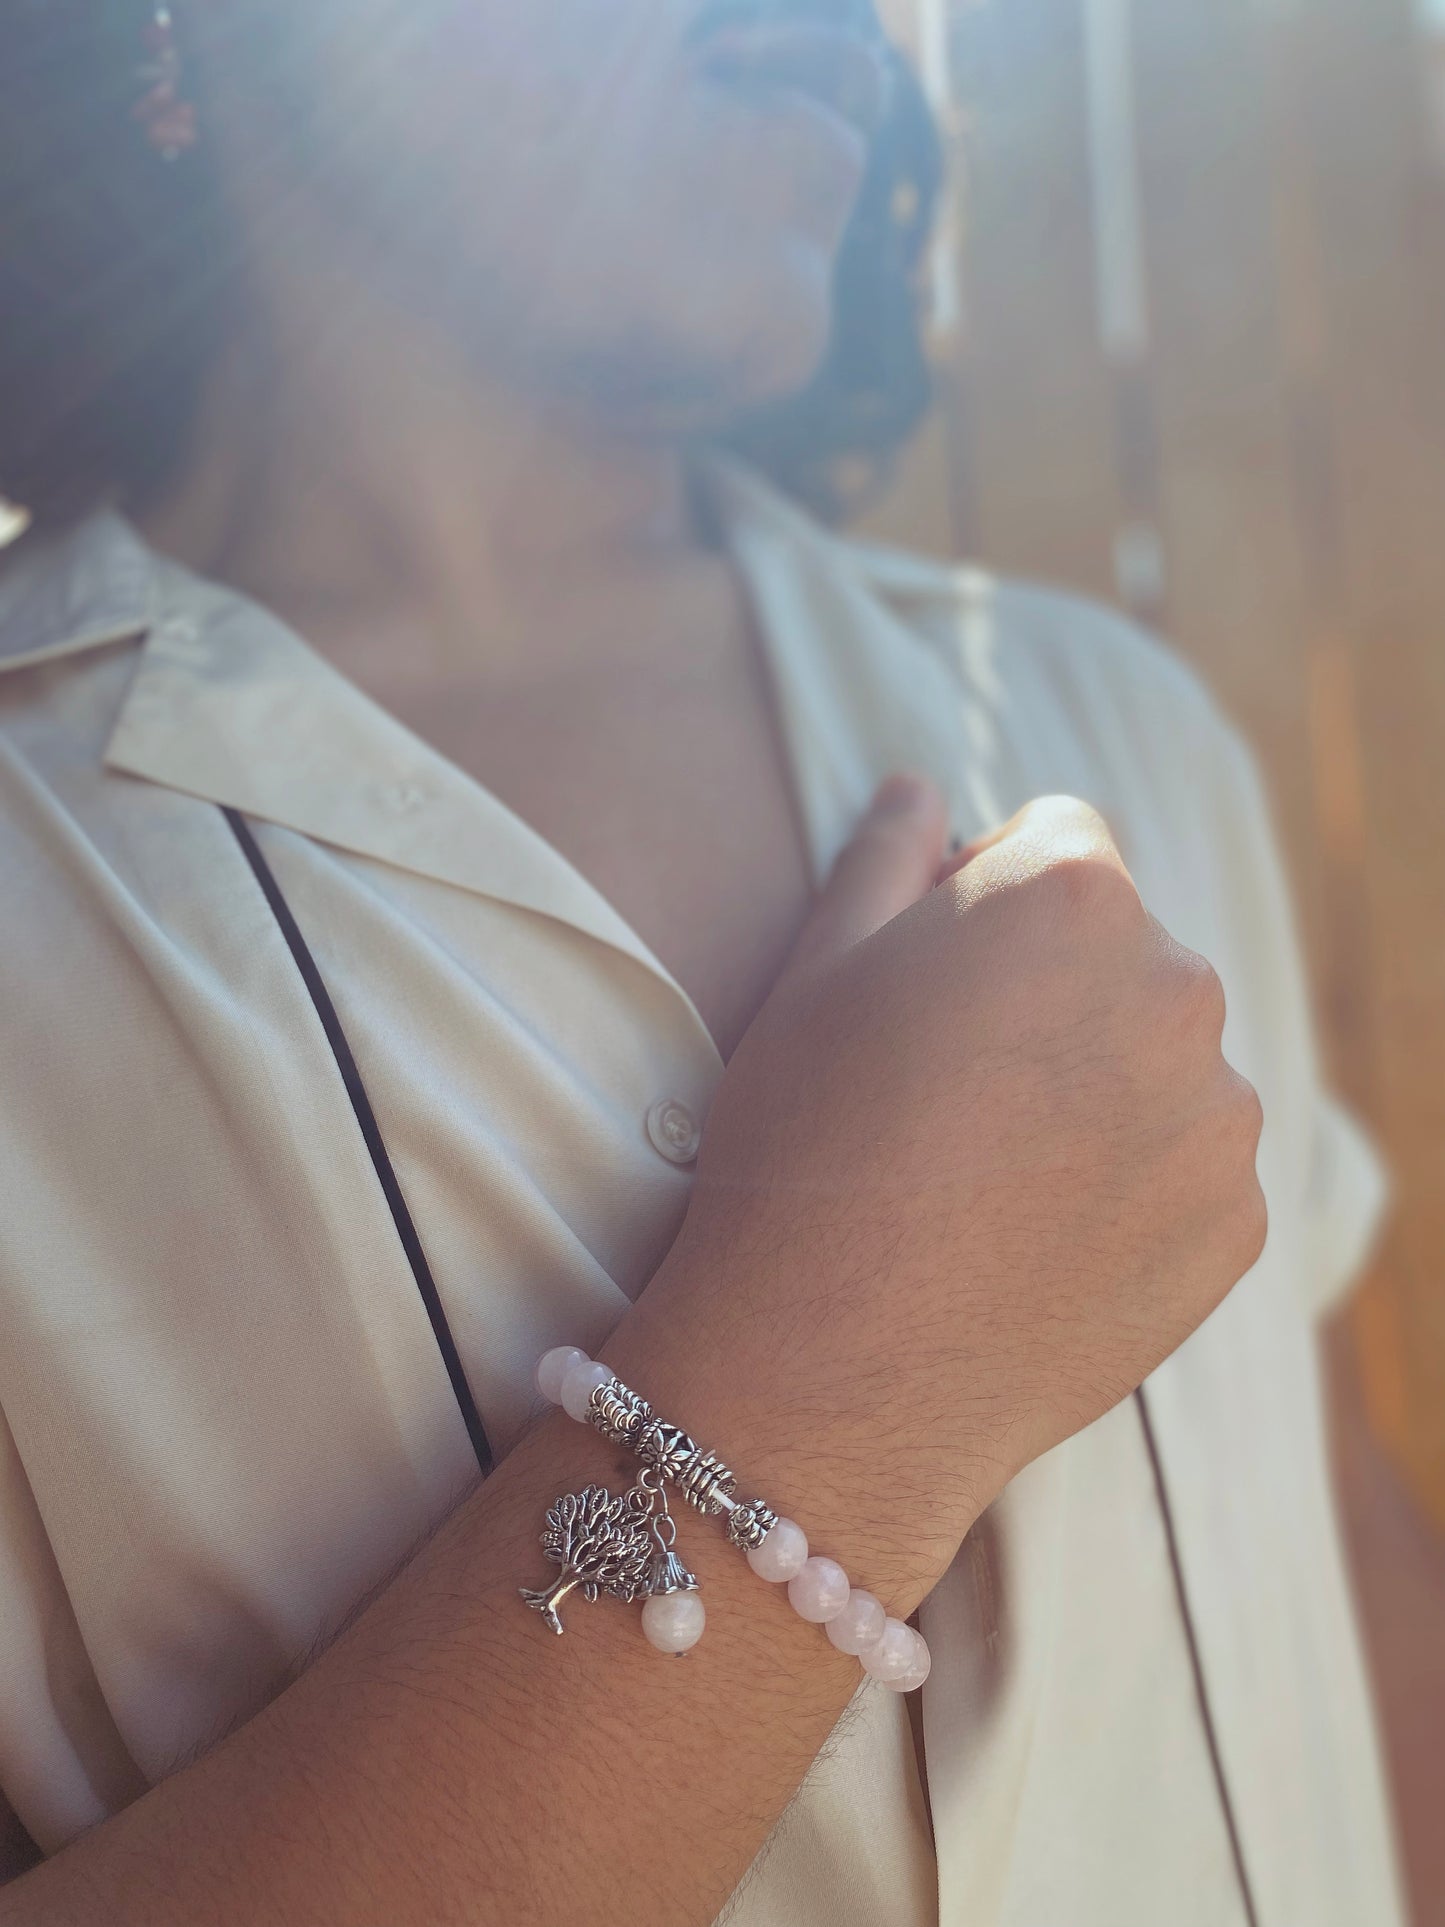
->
[0, 8, 943, 531]
[719, 43, 944, 520]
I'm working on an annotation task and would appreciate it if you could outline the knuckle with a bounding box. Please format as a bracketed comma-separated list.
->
[1022, 793, 1112, 842]
[1235, 1180, 1270, 1275]
[1220, 1074, 1264, 1166]
[1177, 1070, 1268, 1296]
[1033, 849, 1141, 926]
[1215, 1076, 1268, 1276]
[1169, 946, 1228, 1039]
[1235, 1071, 1265, 1146]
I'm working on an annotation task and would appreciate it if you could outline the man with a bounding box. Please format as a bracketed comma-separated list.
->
[0, 1, 1402, 1920]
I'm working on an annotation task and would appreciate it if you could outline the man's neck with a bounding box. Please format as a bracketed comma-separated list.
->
[136, 266, 708, 683]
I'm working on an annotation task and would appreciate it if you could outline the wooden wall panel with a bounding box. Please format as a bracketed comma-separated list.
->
[1128, 0, 1325, 954]
[941, 2, 1121, 601]
[1281, 0, 1445, 1525]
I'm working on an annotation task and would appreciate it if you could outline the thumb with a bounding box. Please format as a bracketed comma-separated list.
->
[780, 773, 950, 982]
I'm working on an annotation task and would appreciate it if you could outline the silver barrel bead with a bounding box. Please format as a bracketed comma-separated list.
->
[588, 1376, 653, 1449]
[725, 1497, 779, 1552]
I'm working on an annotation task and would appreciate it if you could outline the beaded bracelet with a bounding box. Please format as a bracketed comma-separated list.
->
[522, 1346, 931, 1694]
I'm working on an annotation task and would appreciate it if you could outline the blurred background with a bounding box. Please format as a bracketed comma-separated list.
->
[868, 0, 1445, 1917]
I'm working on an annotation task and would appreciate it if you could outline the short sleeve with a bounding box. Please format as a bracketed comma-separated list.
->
[1302, 1092, 1389, 1322]
[1176, 687, 1391, 1325]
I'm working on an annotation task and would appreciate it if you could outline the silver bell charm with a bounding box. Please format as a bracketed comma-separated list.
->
[649, 1543, 700, 1597]
[638, 1472, 706, 1653]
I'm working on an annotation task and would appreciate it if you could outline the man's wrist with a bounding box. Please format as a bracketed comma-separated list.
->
[591, 1241, 986, 1611]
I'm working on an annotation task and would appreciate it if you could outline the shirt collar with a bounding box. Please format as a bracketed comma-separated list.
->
[0, 510, 154, 670]
[0, 460, 988, 933]
[699, 454, 990, 882]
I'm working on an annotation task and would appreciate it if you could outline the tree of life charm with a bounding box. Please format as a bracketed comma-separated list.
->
[520, 1471, 700, 1638]
[519, 1483, 657, 1634]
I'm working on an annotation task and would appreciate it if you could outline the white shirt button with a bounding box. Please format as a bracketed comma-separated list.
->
[646, 1098, 701, 1165]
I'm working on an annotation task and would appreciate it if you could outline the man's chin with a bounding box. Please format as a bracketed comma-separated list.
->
[540, 277, 835, 440]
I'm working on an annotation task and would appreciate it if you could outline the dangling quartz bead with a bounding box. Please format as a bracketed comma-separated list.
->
[641, 1590, 706, 1653]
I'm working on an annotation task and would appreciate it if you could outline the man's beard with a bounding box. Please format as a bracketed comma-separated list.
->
[502, 327, 774, 444]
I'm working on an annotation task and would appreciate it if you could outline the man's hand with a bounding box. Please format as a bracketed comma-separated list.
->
[666, 782, 1266, 1570]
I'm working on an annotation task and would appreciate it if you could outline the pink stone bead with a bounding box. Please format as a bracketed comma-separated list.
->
[559, 1357, 614, 1423]
[890, 1631, 932, 1694]
[825, 1588, 887, 1656]
[641, 1590, 706, 1654]
[536, 1345, 589, 1405]
[787, 1556, 851, 1624]
[746, 1517, 809, 1583]
[860, 1617, 919, 1684]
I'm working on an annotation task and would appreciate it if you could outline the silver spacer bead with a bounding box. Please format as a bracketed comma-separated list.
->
[677, 1449, 737, 1517]
[635, 1416, 688, 1478]
[725, 1497, 779, 1552]
[636, 1419, 738, 1516]
[588, 1376, 653, 1448]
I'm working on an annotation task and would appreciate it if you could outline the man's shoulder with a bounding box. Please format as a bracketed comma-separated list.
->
[711, 453, 1237, 760]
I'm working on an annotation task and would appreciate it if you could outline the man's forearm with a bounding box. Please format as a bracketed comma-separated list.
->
[0, 1244, 965, 1927]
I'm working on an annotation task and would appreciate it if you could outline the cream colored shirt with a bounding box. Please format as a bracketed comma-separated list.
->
[0, 457, 1404, 1926]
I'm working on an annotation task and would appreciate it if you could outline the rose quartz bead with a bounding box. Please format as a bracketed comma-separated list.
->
[745, 1517, 809, 1583]
[641, 1590, 706, 1654]
[890, 1631, 932, 1694]
[787, 1556, 851, 1624]
[825, 1588, 887, 1656]
[860, 1617, 918, 1684]
[536, 1345, 589, 1405]
[559, 1357, 614, 1423]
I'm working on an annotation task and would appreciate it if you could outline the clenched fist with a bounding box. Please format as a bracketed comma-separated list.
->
[660, 779, 1265, 1577]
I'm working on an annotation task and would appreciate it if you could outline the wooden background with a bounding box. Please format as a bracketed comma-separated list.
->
[869, 2, 1445, 1913]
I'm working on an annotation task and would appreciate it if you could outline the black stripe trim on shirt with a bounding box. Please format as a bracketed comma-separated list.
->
[223, 806, 494, 1479]
[1135, 1385, 1259, 1927]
